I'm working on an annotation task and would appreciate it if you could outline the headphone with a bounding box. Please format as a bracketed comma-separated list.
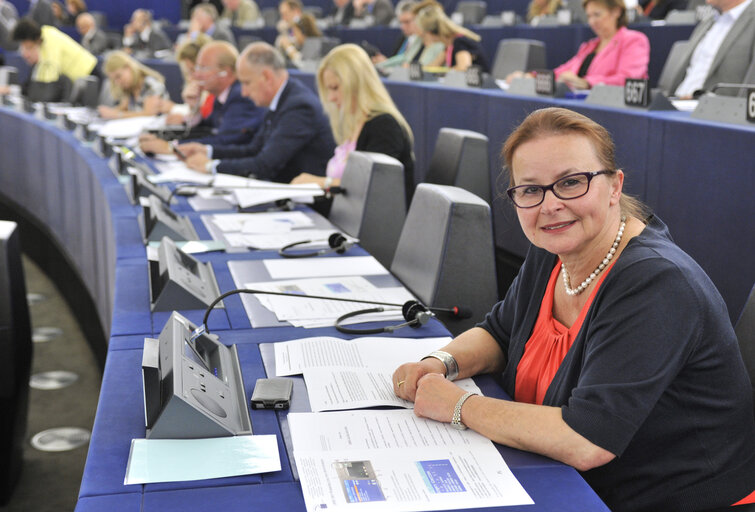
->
[194, 289, 470, 338]
[335, 300, 437, 335]
[278, 232, 354, 258]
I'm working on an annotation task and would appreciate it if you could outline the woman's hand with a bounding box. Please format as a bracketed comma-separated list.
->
[413, 373, 469, 423]
[557, 71, 590, 90]
[290, 173, 327, 187]
[393, 357, 446, 402]
[97, 105, 123, 120]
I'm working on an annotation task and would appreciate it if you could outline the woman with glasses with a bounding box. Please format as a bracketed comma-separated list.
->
[392, 107, 755, 511]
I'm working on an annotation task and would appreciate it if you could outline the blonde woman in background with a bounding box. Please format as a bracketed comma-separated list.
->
[527, 0, 563, 22]
[414, 4, 489, 72]
[162, 34, 214, 124]
[291, 44, 415, 205]
[98, 50, 168, 119]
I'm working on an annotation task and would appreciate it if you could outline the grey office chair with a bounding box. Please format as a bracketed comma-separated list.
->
[329, 151, 407, 269]
[390, 184, 497, 335]
[657, 40, 691, 94]
[300, 37, 340, 61]
[424, 128, 491, 203]
[491, 38, 547, 81]
[735, 283, 755, 418]
[68, 76, 100, 108]
[454, 0, 487, 24]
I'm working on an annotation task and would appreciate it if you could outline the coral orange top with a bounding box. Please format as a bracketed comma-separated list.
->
[515, 260, 614, 405]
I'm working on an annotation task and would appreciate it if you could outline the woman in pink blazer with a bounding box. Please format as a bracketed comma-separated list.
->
[554, 0, 649, 89]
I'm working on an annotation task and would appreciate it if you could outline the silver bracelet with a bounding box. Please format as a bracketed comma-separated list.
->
[451, 391, 477, 430]
[421, 350, 459, 381]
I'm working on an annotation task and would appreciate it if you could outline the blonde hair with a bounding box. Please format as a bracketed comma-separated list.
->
[527, 0, 563, 21]
[175, 33, 213, 78]
[502, 107, 647, 220]
[316, 44, 413, 146]
[415, 5, 480, 42]
[104, 50, 165, 100]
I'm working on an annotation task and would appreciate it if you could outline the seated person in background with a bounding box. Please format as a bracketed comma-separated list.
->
[508, 0, 649, 89]
[636, 0, 688, 19]
[373, 0, 423, 69]
[0, 0, 19, 51]
[10, 17, 97, 102]
[352, 0, 395, 25]
[220, 0, 260, 26]
[61, 0, 86, 24]
[291, 44, 415, 205]
[50, 0, 71, 26]
[177, 42, 335, 182]
[527, 0, 563, 22]
[28, 0, 56, 26]
[669, 0, 755, 98]
[392, 106, 755, 512]
[98, 51, 167, 119]
[277, 13, 321, 67]
[75, 12, 107, 55]
[122, 9, 172, 58]
[187, 4, 237, 47]
[140, 41, 265, 152]
[159, 34, 213, 126]
[415, 4, 489, 72]
[331, 0, 356, 25]
[277, 0, 303, 36]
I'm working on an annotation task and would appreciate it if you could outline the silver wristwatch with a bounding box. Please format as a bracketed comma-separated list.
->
[421, 350, 459, 381]
[451, 391, 477, 430]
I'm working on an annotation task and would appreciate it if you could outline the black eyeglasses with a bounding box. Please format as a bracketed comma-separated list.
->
[506, 170, 614, 208]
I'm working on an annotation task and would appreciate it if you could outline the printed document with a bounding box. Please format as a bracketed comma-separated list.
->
[210, 212, 314, 234]
[245, 276, 411, 323]
[263, 255, 388, 280]
[288, 410, 533, 511]
[224, 229, 350, 250]
[273, 335, 479, 411]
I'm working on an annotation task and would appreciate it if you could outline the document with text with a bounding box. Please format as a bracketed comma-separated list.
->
[288, 409, 533, 511]
[273, 336, 480, 411]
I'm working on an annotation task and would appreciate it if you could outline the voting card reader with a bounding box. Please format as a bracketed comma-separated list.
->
[142, 312, 252, 438]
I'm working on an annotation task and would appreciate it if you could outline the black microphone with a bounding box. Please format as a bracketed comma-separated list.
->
[278, 232, 354, 258]
[190, 288, 469, 339]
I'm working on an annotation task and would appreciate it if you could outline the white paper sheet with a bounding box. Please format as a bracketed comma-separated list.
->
[263, 256, 388, 280]
[124, 435, 280, 484]
[273, 336, 478, 412]
[223, 229, 349, 250]
[211, 211, 314, 233]
[288, 410, 533, 511]
[97, 116, 161, 139]
[150, 161, 215, 185]
[274, 336, 453, 376]
[245, 276, 411, 322]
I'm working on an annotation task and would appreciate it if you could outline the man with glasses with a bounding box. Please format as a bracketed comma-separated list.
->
[139, 41, 264, 154]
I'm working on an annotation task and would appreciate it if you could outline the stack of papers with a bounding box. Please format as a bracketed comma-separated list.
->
[246, 276, 410, 328]
[273, 335, 480, 411]
[288, 410, 533, 511]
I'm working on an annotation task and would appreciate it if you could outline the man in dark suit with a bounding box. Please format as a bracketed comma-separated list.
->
[139, 40, 265, 153]
[669, 0, 755, 98]
[123, 9, 172, 58]
[179, 42, 335, 182]
[75, 13, 107, 55]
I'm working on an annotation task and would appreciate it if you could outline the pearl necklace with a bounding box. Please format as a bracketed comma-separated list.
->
[561, 216, 626, 296]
